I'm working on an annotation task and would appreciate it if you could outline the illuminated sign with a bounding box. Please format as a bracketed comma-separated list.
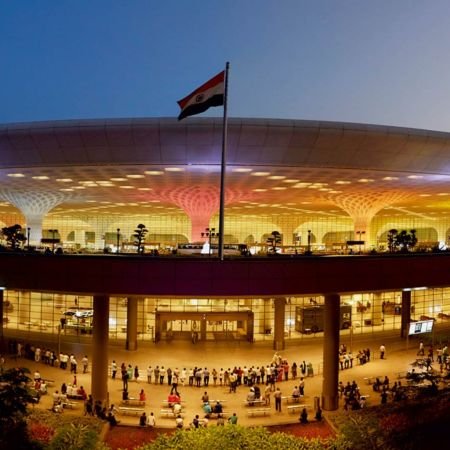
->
[408, 319, 434, 335]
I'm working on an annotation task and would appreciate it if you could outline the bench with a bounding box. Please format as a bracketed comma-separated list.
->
[282, 396, 303, 404]
[243, 399, 265, 407]
[207, 411, 229, 419]
[161, 400, 185, 407]
[67, 394, 84, 400]
[121, 399, 146, 407]
[287, 404, 306, 414]
[117, 406, 145, 416]
[247, 408, 271, 417]
[160, 409, 184, 418]
[62, 401, 79, 409]
[364, 376, 383, 385]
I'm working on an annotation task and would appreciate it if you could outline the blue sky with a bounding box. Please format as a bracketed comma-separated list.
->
[2, 0, 450, 131]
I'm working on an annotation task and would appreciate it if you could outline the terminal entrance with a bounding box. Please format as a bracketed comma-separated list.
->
[154, 311, 254, 343]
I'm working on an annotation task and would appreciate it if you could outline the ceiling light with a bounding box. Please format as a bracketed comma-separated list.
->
[110, 177, 127, 181]
[56, 178, 73, 182]
[32, 176, 50, 180]
[145, 171, 164, 175]
[335, 180, 351, 185]
[165, 167, 184, 172]
[232, 168, 252, 172]
[358, 178, 374, 183]
[383, 176, 399, 181]
[138, 187, 152, 191]
[272, 187, 287, 190]
[251, 172, 270, 176]
[126, 174, 145, 178]
[7, 173, 25, 177]
[253, 188, 267, 192]
[408, 175, 423, 179]
[283, 179, 299, 183]
[268, 175, 286, 180]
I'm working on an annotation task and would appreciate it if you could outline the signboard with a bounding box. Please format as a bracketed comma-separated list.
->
[408, 319, 434, 335]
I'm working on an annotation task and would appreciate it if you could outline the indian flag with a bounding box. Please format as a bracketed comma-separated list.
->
[177, 70, 225, 120]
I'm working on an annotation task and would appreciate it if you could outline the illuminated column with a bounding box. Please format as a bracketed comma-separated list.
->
[25, 214, 45, 245]
[126, 297, 138, 351]
[91, 295, 109, 405]
[322, 293, 340, 411]
[0, 190, 68, 246]
[273, 298, 285, 350]
[371, 292, 383, 326]
[401, 290, 411, 338]
[190, 214, 213, 242]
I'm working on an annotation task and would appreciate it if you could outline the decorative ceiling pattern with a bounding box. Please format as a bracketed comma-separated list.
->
[1, 118, 450, 221]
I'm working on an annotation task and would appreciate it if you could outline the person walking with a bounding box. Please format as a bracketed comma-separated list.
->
[380, 344, 386, 359]
[274, 387, 282, 412]
[82, 355, 89, 373]
[111, 360, 117, 379]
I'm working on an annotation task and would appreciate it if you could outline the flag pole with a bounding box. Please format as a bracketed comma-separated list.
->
[218, 62, 230, 261]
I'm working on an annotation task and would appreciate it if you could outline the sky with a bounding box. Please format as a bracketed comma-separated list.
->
[2, 0, 450, 131]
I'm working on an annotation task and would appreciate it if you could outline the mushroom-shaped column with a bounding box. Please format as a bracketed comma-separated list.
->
[330, 190, 411, 249]
[0, 190, 68, 245]
[158, 185, 248, 242]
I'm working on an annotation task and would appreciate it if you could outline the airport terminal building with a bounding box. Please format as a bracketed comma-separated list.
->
[2, 117, 450, 409]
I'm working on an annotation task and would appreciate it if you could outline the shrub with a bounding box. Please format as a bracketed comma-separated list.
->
[135, 426, 338, 450]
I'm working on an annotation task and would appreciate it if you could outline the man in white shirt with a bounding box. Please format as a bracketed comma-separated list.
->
[147, 366, 153, 384]
[380, 344, 386, 359]
[147, 412, 156, 427]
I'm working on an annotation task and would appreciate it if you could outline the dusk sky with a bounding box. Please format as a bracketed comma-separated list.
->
[2, 1, 450, 131]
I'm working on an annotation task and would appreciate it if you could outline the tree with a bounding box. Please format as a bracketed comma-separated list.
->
[387, 229, 398, 253]
[387, 229, 418, 253]
[266, 231, 282, 254]
[133, 224, 148, 254]
[1, 224, 27, 250]
[0, 367, 39, 449]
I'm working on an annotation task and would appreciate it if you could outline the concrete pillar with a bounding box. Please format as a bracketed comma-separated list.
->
[200, 315, 207, 341]
[19, 291, 31, 324]
[372, 292, 383, 326]
[0, 289, 4, 351]
[126, 297, 138, 351]
[321, 293, 340, 411]
[401, 290, 411, 338]
[273, 298, 285, 350]
[91, 295, 109, 405]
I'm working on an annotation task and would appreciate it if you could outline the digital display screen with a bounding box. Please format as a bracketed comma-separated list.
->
[408, 320, 434, 335]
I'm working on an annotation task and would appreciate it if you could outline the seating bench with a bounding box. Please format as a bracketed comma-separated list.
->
[121, 399, 146, 407]
[160, 409, 184, 418]
[243, 399, 265, 407]
[282, 396, 303, 404]
[67, 393, 84, 400]
[207, 411, 229, 418]
[117, 406, 145, 416]
[161, 400, 185, 407]
[62, 401, 79, 409]
[247, 408, 271, 417]
[287, 404, 306, 414]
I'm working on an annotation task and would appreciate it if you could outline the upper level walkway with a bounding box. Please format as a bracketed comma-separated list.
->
[1, 251, 450, 297]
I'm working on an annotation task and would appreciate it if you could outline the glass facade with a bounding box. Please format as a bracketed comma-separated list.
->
[3, 288, 450, 343]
